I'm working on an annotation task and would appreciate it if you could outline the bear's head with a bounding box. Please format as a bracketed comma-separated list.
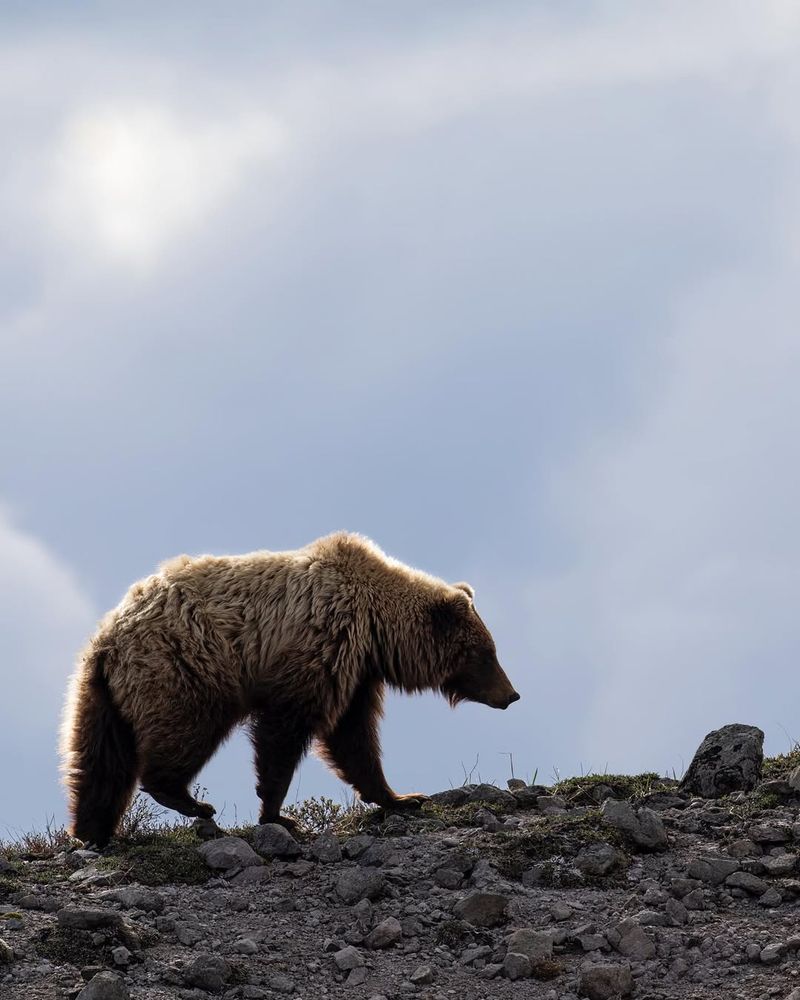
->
[434, 584, 520, 710]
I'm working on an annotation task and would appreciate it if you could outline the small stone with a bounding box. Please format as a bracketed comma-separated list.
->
[503, 952, 532, 980]
[453, 892, 509, 927]
[429, 787, 471, 806]
[466, 783, 517, 807]
[634, 807, 669, 849]
[0, 938, 13, 964]
[409, 964, 435, 985]
[343, 835, 375, 859]
[434, 867, 463, 889]
[310, 832, 342, 863]
[198, 836, 264, 870]
[366, 916, 402, 949]
[579, 934, 608, 952]
[760, 941, 786, 964]
[345, 967, 367, 987]
[665, 898, 689, 925]
[335, 869, 385, 904]
[98, 887, 165, 912]
[578, 961, 634, 999]
[727, 838, 759, 858]
[600, 798, 638, 835]
[507, 778, 526, 790]
[233, 938, 259, 954]
[252, 824, 302, 858]
[183, 954, 232, 993]
[111, 946, 131, 966]
[575, 842, 620, 876]
[334, 946, 365, 971]
[762, 853, 797, 876]
[76, 972, 130, 1000]
[725, 871, 768, 895]
[505, 928, 553, 962]
[460, 944, 493, 965]
[614, 921, 655, 960]
[759, 887, 783, 908]
[551, 902, 574, 922]
[267, 974, 295, 994]
[748, 823, 790, 844]
[687, 856, 741, 885]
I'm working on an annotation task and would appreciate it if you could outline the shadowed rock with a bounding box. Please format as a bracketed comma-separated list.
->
[680, 724, 764, 798]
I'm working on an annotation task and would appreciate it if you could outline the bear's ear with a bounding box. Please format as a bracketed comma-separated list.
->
[453, 582, 475, 600]
[430, 592, 468, 639]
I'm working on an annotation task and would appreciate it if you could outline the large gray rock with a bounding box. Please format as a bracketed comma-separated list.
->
[76, 973, 130, 1000]
[680, 724, 764, 798]
[252, 824, 301, 858]
[578, 961, 634, 999]
[198, 836, 265, 870]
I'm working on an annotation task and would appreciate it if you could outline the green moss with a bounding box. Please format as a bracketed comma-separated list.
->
[552, 773, 664, 805]
[99, 828, 209, 886]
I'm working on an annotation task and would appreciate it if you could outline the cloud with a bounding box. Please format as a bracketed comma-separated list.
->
[45, 103, 286, 271]
[0, 509, 96, 831]
[527, 254, 800, 771]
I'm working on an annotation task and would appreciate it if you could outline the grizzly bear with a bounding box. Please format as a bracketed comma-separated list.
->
[60, 532, 519, 846]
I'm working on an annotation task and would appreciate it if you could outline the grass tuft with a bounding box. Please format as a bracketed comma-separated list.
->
[762, 744, 800, 780]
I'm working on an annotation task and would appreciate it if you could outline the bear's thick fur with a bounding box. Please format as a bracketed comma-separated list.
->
[60, 532, 519, 845]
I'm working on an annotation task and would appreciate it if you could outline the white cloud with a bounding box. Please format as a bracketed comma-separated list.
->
[46, 103, 286, 271]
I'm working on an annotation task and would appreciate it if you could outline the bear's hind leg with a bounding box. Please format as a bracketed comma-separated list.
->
[318, 678, 428, 810]
[140, 764, 216, 819]
[249, 707, 312, 827]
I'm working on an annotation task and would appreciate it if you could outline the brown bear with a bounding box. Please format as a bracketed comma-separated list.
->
[60, 532, 519, 846]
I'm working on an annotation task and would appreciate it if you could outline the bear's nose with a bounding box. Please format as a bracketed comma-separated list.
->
[507, 691, 520, 706]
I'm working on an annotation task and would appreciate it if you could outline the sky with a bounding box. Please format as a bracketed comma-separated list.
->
[2, 1, 800, 834]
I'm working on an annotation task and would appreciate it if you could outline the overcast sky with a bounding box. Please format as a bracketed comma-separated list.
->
[3, 1, 800, 834]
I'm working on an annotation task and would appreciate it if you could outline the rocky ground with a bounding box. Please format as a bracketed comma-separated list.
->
[3, 724, 800, 1000]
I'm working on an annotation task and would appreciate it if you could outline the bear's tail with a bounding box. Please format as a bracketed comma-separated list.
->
[61, 645, 138, 847]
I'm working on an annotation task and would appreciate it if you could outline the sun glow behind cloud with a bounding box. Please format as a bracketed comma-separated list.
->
[47, 103, 286, 271]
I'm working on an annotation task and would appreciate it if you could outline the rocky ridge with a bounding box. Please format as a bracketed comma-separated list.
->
[2, 725, 800, 1000]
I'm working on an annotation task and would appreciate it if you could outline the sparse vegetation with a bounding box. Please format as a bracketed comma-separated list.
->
[36, 926, 102, 967]
[762, 743, 800, 780]
[552, 772, 666, 805]
[492, 809, 630, 885]
[99, 828, 210, 886]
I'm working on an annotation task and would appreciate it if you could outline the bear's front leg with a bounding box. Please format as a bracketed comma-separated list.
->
[249, 706, 312, 828]
[318, 678, 428, 810]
